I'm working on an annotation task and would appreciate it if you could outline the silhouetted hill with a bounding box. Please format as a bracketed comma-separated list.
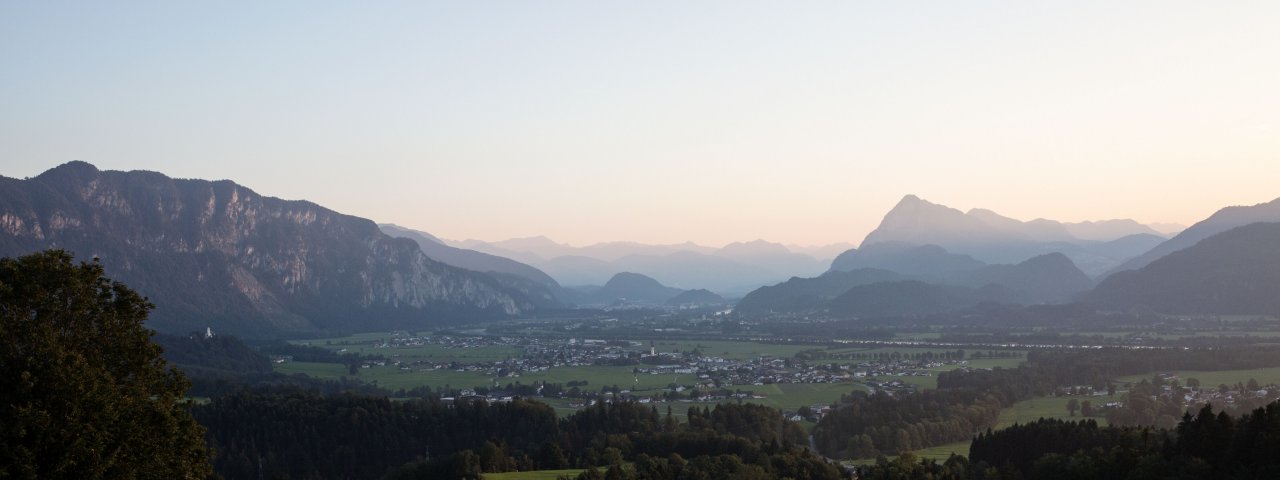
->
[734, 269, 903, 315]
[587, 272, 684, 305]
[742, 250, 1088, 317]
[829, 242, 985, 278]
[826, 281, 1017, 318]
[1089, 222, 1280, 314]
[1107, 196, 1280, 275]
[665, 289, 727, 307]
[966, 253, 1094, 304]
[154, 332, 273, 376]
[0, 162, 537, 337]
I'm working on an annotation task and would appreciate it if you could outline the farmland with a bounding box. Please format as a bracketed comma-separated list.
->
[272, 331, 1024, 416]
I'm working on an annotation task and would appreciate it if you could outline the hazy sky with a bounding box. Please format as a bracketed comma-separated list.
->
[2, 2, 1278, 246]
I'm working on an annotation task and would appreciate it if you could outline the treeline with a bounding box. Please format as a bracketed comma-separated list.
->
[259, 340, 387, 372]
[154, 332, 273, 375]
[155, 333, 396, 397]
[816, 346, 1280, 459]
[1105, 375, 1278, 428]
[812, 389, 1003, 458]
[194, 391, 841, 480]
[861, 401, 1280, 479]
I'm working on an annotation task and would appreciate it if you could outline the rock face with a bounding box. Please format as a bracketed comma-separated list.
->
[379, 223, 566, 307]
[0, 162, 535, 336]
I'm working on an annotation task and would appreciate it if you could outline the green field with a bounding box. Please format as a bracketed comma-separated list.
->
[995, 394, 1122, 429]
[274, 334, 871, 413]
[912, 440, 971, 461]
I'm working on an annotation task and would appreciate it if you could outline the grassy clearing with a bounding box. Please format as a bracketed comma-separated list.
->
[912, 440, 971, 461]
[994, 394, 1122, 429]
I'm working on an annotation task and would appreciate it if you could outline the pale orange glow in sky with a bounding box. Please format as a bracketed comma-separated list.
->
[2, 2, 1278, 246]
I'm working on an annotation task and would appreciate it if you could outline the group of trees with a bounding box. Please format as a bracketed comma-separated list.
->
[818, 346, 1280, 460]
[812, 389, 1004, 458]
[862, 401, 1280, 479]
[196, 392, 842, 479]
[0, 250, 211, 478]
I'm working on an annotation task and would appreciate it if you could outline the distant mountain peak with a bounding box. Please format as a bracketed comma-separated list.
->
[861, 195, 1175, 271]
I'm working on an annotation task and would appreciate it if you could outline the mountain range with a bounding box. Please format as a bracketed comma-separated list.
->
[855, 195, 1175, 275]
[0, 162, 539, 337]
[456, 237, 834, 295]
[1089, 222, 1280, 314]
[736, 194, 1280, 320]
[378, 223, 565, 307]
[739, 250, 1093, 317]
[4, 161, 1276, 331]
[1105, 197, 1280, 276]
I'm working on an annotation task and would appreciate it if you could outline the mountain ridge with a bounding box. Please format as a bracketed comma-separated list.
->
[0, 162, 536, 337]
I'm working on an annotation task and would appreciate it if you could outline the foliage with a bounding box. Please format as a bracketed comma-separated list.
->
[195, 392, 841, 480]
[0, 250, 211, 479]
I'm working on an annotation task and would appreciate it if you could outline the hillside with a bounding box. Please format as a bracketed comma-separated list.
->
[829, 242, 985, 278]
[1089, 222, 1280, 314]
[742, 250, 1089, 317]
[0, 162, 537, 336]
[733, 268, 904, 315]
[1107, 196, 1280, 275]
[584, 272, 684, 305]
[826, 281, 1016, 318]
[965, 253, 1094, 304]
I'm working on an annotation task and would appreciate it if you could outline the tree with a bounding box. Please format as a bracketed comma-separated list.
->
[1066, 398, 1080, 417]
[1080, 400, 1094, 417]
[0, 250, 211, 479]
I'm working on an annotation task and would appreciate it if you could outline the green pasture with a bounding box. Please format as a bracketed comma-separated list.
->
[912, 440, 971, 461]
[994, 394, 1122, 429]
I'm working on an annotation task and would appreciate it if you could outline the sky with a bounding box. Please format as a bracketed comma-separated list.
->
[2, 1, 1278, 247]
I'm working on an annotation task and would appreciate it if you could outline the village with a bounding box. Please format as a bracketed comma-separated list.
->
[330, 332, 975, 421]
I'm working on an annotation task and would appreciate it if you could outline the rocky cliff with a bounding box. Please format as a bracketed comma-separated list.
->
[0, 162, 535, 336]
